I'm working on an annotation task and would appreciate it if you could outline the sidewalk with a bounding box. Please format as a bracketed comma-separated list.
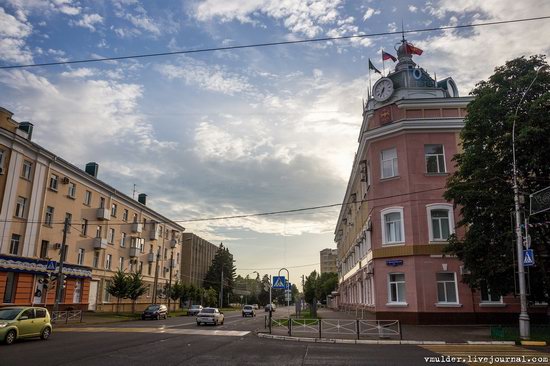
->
[52, 312, 141, 328]
[265, 307, 494, 343]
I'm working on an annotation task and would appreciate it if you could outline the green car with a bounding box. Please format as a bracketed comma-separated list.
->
[0, 307, 52, 345]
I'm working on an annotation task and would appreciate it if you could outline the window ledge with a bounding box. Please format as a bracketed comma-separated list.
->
[435, 303, 463, 308]
[20, 176, 32, 182]
[380, 176, 400, 182]
[386, 302, 408, 307]
[424, 173, 449, 177]
[80, 234, 87, 238]
[382, 242, 405, 246]
[479, 303, 506, 307]
[429, 240, 449, 245]
[67, 195, 76, 200]
[48, 187, 58, 193]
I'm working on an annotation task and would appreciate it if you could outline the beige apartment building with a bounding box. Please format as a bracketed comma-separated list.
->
[0, 107, 185, 312]
[180, 233, 218, 287]
[320, 248, 338, 274]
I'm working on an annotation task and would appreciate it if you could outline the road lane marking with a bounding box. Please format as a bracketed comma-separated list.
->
[56, 327, 250, 337]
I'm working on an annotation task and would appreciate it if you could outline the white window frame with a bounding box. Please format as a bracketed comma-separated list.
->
[84, 190, 92, 205]
[108, 228, 115, 244]
[111, 203, 117, 217]
[10, 234, 21, 255]
[120, 232, 127, 247]
[436, 272, 459, 304]
[81, 219, 88, 236]
[387, 273, 406, 305]
[22, 160, 32, 180]
[92, 251, 100, 268]
[425, 144, 446, 174]
[105, 254, 112, 270]
[68, 182, 76, 198]
[77, 248, 85, 265]
[122, 209, 128, 222]
[49, 174, 58, 191]
[119, 256, 124, 270]
[380, 147, 398, 179]
[426, 204, 455, 242]
[73, 279, 82, 303]
[15, 196, 26, 218]
[480, 281, 503, 304]
[45, 206, 54, 226]
[381, 207, 405, 245]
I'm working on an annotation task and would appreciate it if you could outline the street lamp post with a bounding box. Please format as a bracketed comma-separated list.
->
[152, 248, 161, 304]
[511, 64, 548, 340]
[167, 249, 174, 313]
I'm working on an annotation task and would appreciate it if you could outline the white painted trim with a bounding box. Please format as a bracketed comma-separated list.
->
[22, 161, 47, 257]
[435, 272, 460, 305]
[0, 151, 23, 254]
[381, 207, 405, 245]
[426, 203, 455, 242]
[387, 272, 406, 304]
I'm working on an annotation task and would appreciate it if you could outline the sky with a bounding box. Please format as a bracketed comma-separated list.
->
[1, 0, 549, 288]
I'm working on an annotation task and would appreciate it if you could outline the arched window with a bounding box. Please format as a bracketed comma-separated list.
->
[426, 204, 455, 242]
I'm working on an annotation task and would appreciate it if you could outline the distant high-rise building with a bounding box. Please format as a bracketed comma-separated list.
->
[180, 233, 218, 287]
[320, 248, 338, 274]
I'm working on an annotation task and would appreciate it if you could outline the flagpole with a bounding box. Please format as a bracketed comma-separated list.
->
[368, 68, 372, 99]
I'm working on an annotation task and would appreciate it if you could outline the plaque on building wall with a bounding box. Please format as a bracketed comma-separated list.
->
[379, 106, 392, 124]
[386, 259, 403, 267]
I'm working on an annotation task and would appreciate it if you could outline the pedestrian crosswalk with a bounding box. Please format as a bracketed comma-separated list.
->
[421, 344, 549, 365]
[56, 327, 250, 337]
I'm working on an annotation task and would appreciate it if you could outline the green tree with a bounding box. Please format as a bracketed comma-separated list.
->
[107, 269, 130, 313]
[203, 243, 236, 307]
[303, 271, 319, 304]
[127, 272, 147, 314]
[318, 272, 338, 302]
[444, 55, 550, 309]
[169, 280, 185, 308]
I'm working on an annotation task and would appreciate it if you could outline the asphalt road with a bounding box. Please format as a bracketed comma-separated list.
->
[0, 307, 547, 365]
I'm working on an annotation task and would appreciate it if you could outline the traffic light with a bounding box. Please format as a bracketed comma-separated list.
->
[43, 274, 50, 290]
[62, 275, 67, 289]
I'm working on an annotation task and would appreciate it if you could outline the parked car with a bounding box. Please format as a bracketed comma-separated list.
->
[264, 304, 276, 312]
[242, 305, 255, 317]
[141, 304, 167, 320]
[187, 304, 203, 316]
[0, 307, 52, 345]
[252, 304, 259, 310]
[196, 307, 224, 326]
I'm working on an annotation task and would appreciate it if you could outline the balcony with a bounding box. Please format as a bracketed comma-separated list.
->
[147, 252, 155, 263]
[129, 247, 141, 258]
[170, 239, 178, 248]
[96, 208, 110, 220]
[150, 227, 160, 240]
[93, 238, 108, 249]
[131, 222, 143, 233]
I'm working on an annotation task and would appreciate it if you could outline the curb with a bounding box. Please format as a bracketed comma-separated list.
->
[257, 333, 515, 345]
[521, 340, 548, 346]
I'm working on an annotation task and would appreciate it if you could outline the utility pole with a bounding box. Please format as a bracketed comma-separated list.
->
[152, 248, 160, 304]
[53, 217, 69, 314]
[167, 249, 174, 312]
[220, 267, 224, 308]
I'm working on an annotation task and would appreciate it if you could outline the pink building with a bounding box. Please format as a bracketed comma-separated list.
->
[333, 39, 546, 324]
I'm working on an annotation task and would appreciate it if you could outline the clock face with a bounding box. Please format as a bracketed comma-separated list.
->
[373, 78, 394, 102]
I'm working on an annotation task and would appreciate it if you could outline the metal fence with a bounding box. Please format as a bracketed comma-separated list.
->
[51, 310, 83, 323]
[269, 317, 401, 340]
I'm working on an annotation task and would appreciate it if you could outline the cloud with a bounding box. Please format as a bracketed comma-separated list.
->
[155, 58, 255, 95]
[408, 5, 418, 13]
[5, 0, 81, 18]
[0, 7, 32, 38]
[363, 7, 380, 21]
[193, 0, 344, 38]
[0, 7, 33, 63]
[0, 37, 33, 64]
[70, 13, 103, 31]
[60, 68, 95, 78]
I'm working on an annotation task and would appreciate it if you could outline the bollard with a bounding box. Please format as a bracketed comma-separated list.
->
[356, 319, 360, 340]
[318, 319, 322, 338]
[398, 321, 402, 340]
[264, 315, 267, 329]
[288, 317, 292, 336]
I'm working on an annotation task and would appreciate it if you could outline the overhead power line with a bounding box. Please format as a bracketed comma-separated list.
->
[1, 16, 549, 70]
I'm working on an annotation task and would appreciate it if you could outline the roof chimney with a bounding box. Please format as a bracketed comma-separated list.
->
[138, 193, 147, 205]
[85, 162, 99, 178]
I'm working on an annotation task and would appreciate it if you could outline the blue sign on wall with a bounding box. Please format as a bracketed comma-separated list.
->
[386, 259, 403, 267]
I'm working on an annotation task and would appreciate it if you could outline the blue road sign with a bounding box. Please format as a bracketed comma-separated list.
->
[523, 249, 535, 267]
[272, 276, 286, 289]
[46, 260, 57, 271]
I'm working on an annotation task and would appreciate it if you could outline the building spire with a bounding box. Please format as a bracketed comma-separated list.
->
[401, 19, 405, 43]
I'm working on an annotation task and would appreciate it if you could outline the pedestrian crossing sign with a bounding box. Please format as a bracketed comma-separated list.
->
[523, 249, 535, 267]
[272, 276, 286, 289]
[46, 260, 57, 271]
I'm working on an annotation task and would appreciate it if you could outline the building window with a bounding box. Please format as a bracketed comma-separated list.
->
[388, 273, 406, 303]
[380, 148, 398, 179]
[84, 190, 92, 205]
[0, 149, 5, 173]
[81, 219, 88, 236]
[68, 182, 76, 198]
[77, 248, 85, 265]
[73, 279, 82, 303]
[103, 280, 111, 302]
[164, 248, 168, 260]
[108, 228, 115, 244]
[40, 240, 49, 258]
[427, 204, 454, 242]
[120, 232, 127, 247]
[436, 272, 458, 304]
[105, 254, 112, 270]
[99, 197, 105, 209]
[45, 206, 54, 226]
[49, 174, 58, 191]
[133, 213, 138, 222]
[15, 196, 26, 218]
[119, 257, 124, 270]
[21, 160, 32, 180]
[480, 281, 502, 303]
[425, 144, 446, 173]
[177, 252, 180, 265]
[381, 207, 404, 245]
[123, 209, 128, 222]
[96, 225, 102, 238]
[111, 203, 117, 217]
[93, 251, 100, 268]
[3, 272, 17, 303]
[10, 234, 21, 255]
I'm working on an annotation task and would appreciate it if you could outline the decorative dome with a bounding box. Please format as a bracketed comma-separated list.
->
[394, 40, 416, 71]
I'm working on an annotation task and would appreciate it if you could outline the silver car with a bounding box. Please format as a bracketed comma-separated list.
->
[196, 307, 224, 326]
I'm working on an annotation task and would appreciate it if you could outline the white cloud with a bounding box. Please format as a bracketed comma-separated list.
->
[193, 0, 344, 37]
[363, 7, 380, 21]
[0, 37, 33, 63]
[155, 58, 255, 95]
[0, 7, 32, 38]
[71, 13, 103, 31]
[408, 5, 418, 13]
[60, 68, 95, 78]
[0, 7, 33, 63]
[6, 0, 81, 17]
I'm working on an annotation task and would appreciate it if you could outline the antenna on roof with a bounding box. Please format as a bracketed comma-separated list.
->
[401, 19, 406, 43]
